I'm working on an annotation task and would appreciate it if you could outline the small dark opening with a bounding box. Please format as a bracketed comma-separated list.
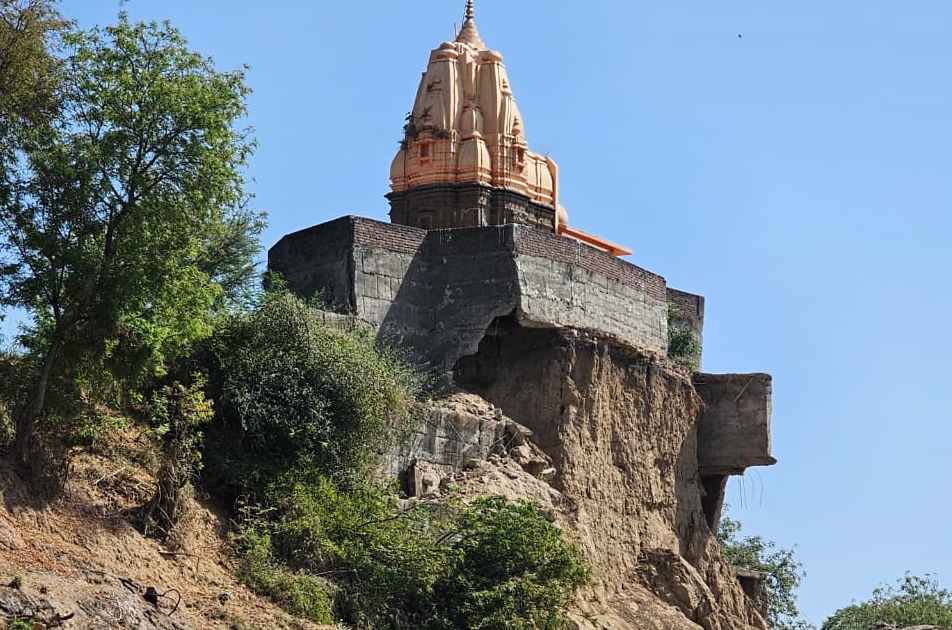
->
[453, 314, 520, 390]
[700, 474, 728, 531]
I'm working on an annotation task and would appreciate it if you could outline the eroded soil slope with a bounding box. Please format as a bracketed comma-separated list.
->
[0, 433, 325, 630]
[2, 321, 770, 630]
[454, 320, 767, 630]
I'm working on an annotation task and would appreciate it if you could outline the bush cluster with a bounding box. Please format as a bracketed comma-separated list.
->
[233, 470, 588, 629]
[821, 573, 952, 630]
[199, 291, 421, 496]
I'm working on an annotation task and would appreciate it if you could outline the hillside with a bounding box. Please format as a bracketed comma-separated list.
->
[2, 321, 771, 630]
[0, 431, 329, 630]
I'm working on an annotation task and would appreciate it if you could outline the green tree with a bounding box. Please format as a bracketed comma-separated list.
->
[0, 0, 66, 152]
[718, 513, 813, 630]
[821, 574, 952, 630]
[0, 14, 262, 470]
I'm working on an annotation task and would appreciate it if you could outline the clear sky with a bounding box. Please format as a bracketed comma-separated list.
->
[47, 1, 952, 625]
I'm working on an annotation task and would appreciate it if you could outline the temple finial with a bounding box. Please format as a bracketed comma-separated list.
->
[455, 0, 485, 48]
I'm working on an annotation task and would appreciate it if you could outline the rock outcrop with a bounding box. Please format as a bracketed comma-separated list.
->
[391, 320, 770, 629]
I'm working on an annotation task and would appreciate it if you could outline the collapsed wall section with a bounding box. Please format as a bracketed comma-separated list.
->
[378, 225, 522, 370]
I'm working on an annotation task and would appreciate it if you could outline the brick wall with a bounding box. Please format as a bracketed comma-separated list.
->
[667, 287, 705, 331]
[353, 217, 426, 254]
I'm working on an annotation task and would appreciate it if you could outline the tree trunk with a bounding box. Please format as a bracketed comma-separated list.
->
[139, 458, 186, 540]
[12, 332, 62, 468]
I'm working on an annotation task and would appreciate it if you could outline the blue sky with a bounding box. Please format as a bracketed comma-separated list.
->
[45, 1, 952, 625]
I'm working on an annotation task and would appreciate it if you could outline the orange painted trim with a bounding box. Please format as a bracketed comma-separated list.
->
[557, 225, 633, 257]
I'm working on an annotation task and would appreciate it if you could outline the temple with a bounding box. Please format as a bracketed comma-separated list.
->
[268, 1, 775, 486]
[387, 1, 631, 256]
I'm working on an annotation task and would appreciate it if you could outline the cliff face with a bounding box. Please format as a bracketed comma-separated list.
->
[442, 319, 767, 630]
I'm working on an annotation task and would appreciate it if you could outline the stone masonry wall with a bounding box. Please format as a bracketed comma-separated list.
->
[513, 226, 668, 353]
[267, 216, 363, 308]
[377, 226, 522, 371]
[269, 217, 674, 373]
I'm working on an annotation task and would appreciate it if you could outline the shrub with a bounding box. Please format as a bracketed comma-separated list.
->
[432, 496, 589, 630]
[237, 469, 447, 628]
[232, 525, 335, 624]
[667, 303, 701, 370]
[200, 291, 421, 496]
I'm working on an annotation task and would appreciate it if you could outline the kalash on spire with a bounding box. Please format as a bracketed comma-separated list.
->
[388, 1, 631, 256]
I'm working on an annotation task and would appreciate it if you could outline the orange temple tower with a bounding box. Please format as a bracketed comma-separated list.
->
[387, 1, 630, 256]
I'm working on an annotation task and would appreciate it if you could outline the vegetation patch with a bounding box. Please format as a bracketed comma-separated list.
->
[822, 573, 952, 630]
[666, 303, 702, 370]
[200, 291, 422, 497]
[233, 472, 588, 629]
[718, 512, 810, 630]
[199, 295, 589, 627]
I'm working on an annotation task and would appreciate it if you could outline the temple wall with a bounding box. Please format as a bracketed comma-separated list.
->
[511, 225, 668, 354]
[268, 217, 678, 372]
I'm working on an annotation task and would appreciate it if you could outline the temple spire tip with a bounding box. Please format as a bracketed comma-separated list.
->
[455, 0, 484, 48]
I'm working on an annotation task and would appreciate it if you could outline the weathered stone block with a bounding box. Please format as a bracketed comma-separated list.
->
[694, 373, 776, 475]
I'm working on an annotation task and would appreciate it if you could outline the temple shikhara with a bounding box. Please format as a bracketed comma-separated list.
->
[387, 0, 631, 256]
